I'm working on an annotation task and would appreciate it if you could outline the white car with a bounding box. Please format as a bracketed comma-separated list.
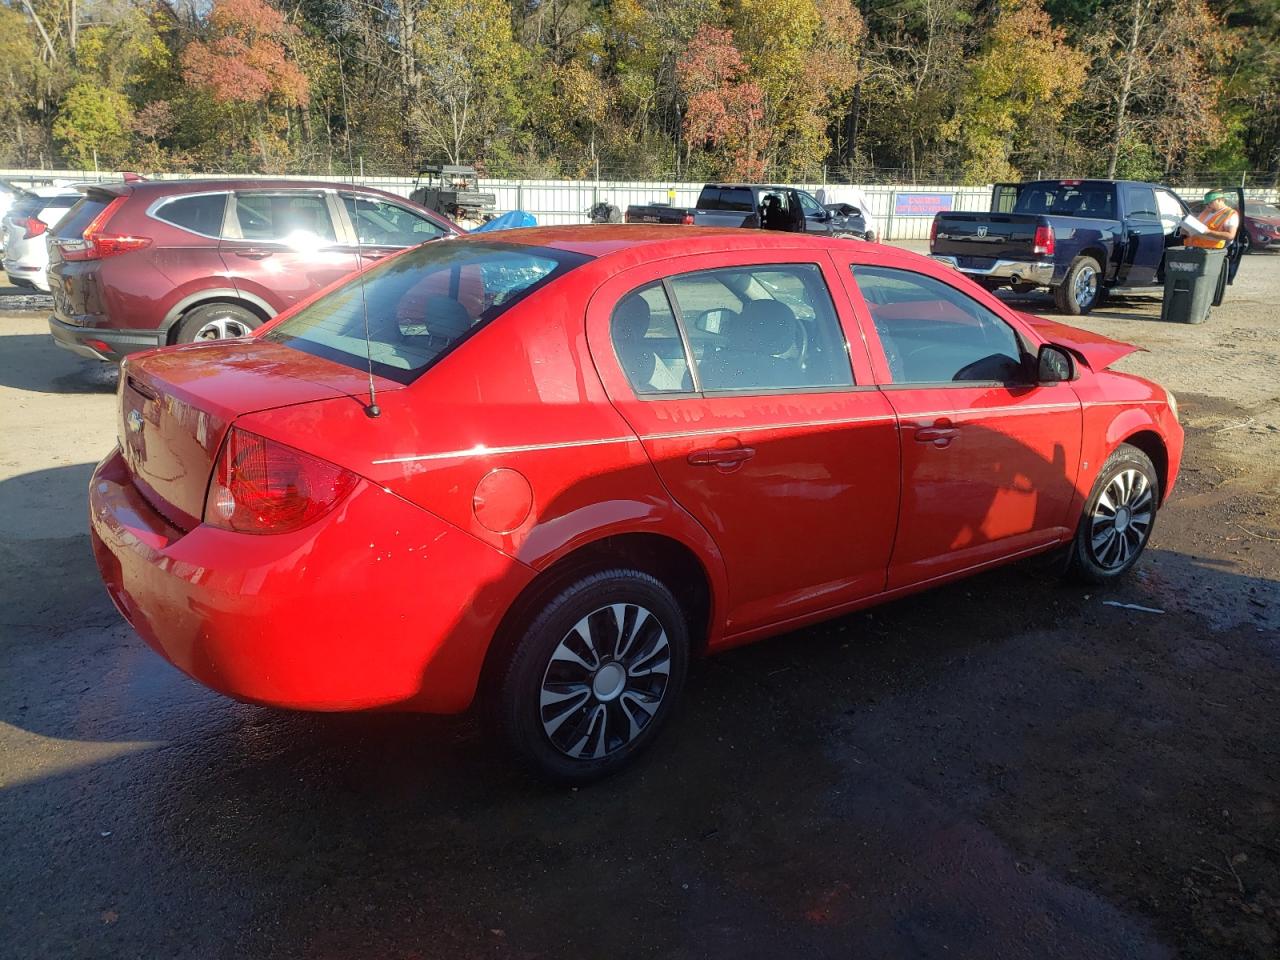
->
[3, 187, 80, 291]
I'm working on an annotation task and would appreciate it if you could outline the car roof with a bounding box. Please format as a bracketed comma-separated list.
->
[88, 178, 411, 199]
[460, 224, 911, 264]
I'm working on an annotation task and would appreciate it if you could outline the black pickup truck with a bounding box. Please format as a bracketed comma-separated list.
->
[625, 183, 873, 239]
[929, 179, 1245, 314]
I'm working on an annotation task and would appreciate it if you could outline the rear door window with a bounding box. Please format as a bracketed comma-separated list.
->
[153, 193, 228, 237]
[610, 283, 692, 395]
[1122, 184, 1160, 221]
[666, 263, 853, 393]
[852, 266, 1029, 385]
[341, 194, 445, 246]
[231, 192, 337, 244]
[717, 188, 754, 212]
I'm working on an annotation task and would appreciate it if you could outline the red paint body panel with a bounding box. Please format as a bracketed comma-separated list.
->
[88, 227, 1184, 714]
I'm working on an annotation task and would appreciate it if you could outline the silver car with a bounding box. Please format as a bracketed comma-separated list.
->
[2, 188, 80, 291]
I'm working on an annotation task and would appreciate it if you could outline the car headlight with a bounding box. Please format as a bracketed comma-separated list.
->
[1165, 388, 1179, 422]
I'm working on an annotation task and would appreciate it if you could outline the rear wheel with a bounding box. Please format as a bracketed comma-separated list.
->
[490, 569, 689, 784]
[1067, 444, 1160, 583]
[174, 303, 261, 344]
[1054, 256, 1103, 315]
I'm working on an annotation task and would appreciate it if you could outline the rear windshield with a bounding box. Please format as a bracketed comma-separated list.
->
[54, 196, 110, 239]
[1013, 183, 1115, 219]
[264, 241, 590, 384]
[700, 187, 754, 212]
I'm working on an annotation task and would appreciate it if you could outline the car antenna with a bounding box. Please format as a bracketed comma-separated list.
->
[336, 34, 380, 418]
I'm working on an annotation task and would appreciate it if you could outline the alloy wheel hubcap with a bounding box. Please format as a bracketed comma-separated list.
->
[1090, 468, 1153, 569]
[195, 316, 251, 340]
[1075, 266, 1097, 307]
[539, 603, 671, 760]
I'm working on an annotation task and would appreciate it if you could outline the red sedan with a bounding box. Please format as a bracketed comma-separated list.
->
[89, 227, 1182, 782]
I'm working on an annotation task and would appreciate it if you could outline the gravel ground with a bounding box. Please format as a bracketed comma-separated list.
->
[0, 250, 1277, 959]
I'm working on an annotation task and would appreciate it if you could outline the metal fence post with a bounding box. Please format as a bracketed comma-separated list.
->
[886, 190, 896, 242]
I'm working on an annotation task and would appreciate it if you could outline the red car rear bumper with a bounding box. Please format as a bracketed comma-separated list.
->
[89, 448, 532, 713]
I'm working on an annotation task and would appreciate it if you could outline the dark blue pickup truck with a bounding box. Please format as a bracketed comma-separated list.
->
[929, 179, 1245, 315]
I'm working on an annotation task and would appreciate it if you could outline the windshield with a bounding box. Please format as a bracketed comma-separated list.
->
[1013, 183, 1115, 218]
[264, 241, 589, 384]
[1246, 201, 1280, 218]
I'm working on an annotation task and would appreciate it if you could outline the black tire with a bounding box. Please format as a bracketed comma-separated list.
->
[1053, 255, 1103, 315]
[1066, 443, 1160, 584]
[490, 568, 690, 784]
[173, 302, 261, 344]
[1240, 231, 1252, 256]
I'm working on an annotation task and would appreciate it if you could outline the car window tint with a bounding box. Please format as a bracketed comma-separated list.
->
[154, 193, 228, 237]
[233, 192, 336, 244]
[611, 282, 692, 395]
[719, 188, 754, 212]
[53, 197, 109, 239]
[265, 242, 587, 384]
[668, 263, 853, 393]
[798, 191, 823, 214]
[342, 194, 445, 246]
[1123, 185, 1159, 221]
[852, 266, 1029, 385]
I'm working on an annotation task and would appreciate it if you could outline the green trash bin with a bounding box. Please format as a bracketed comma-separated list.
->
[1161, 245, 1226, 325]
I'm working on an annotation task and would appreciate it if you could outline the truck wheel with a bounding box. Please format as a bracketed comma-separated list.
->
[1054, 256, 1103, 315]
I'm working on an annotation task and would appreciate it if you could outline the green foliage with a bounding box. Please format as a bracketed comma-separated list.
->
[52, 83, 132, 167]
[6, 0, 1278, 181]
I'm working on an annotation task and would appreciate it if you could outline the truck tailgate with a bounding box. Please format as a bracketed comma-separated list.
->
[932, 213, 1043, 261]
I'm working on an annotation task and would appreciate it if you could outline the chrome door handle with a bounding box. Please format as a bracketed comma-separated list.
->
[687, 447, 756, 469]
[234, 250, 272, 260]
[915, 423, 958, 447]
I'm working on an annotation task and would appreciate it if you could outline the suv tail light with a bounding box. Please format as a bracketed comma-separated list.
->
[929, 216, 940, 246]
[205, 428, 360, 534]
[1033, 224, 1056, 256]
[21, 217, 47, 239]
[59, 196, 152, 261]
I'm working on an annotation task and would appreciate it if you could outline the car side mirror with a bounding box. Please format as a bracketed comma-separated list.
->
[1037, 343, 1076, 383]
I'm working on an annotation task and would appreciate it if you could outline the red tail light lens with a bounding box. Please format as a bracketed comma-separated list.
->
[1033, 224, 1056, 256]
[205, 428, 360, 534]
[681, 213, 695, 225]
[929, 216, 940, 246]
[59, 196, 152, 261]
[21, 217, 47, 239]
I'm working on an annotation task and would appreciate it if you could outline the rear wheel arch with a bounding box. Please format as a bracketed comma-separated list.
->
[479, 532, 716, 702]
[162, 291, 275, 341]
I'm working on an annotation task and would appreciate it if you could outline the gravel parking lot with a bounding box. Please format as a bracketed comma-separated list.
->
[1, 247, 1277, 959]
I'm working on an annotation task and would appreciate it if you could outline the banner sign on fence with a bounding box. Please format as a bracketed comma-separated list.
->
[893, 192, 954, 217]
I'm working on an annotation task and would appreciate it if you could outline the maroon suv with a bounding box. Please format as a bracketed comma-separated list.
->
[47, 179, 459, 361]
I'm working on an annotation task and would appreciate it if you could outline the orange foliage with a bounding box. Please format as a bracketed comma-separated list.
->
[182, 0, 308, 108]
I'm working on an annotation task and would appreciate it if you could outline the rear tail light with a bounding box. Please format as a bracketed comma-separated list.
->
[929, 216, 940, 246]
[1033, 224, 1056, 257]
[681, 213, 695, 225]
[205, 428, 360, 534]
[21, 217, 47, 239]
[59, 196, 152, 261]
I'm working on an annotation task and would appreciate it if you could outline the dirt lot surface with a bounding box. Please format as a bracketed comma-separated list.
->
[1, 249, 1277, 959]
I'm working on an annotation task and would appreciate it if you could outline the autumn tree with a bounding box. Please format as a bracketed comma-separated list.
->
[1084, 0, 1231, 178]
[944, 0, 1087, 182]
[677, 26, 770, 180]
[180, 0, 309, 169]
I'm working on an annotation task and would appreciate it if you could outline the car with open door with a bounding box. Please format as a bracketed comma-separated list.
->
[88, 227, 1182, 783]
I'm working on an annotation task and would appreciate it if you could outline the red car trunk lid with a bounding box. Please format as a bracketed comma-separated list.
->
[118, 339, 401, 529]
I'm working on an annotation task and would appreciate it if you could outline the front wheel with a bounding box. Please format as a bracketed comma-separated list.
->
[1067, 444, 1160, 583]
[490, 569, 690, 784]
[1054, 256, 1103, 315]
